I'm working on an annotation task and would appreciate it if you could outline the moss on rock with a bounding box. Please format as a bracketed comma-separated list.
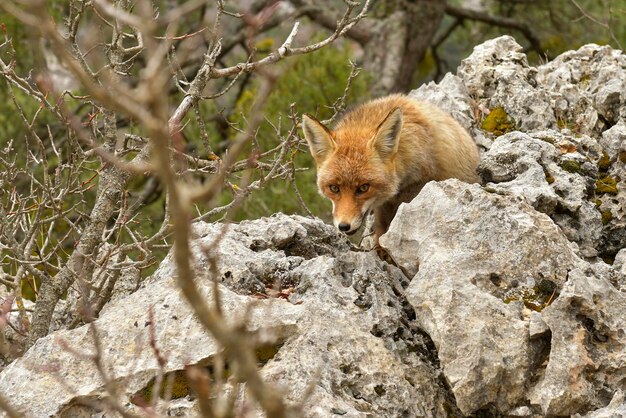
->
[481, 107, 515, 137]
[595, 176, 618, 195]
[560, 160, 582, 174]
[598, 152, 611, 171]
[601, 210, 613, 225]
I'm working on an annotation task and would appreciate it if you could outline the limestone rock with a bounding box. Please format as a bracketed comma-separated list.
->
[0, 215, 456, 417]
[576, 391, 626, 418]
[457, 36, 556, 132]
[537, 44, 626, 134]
[478, 130, 603, 257]
[530, 268, 626, 416]
[380, 180, 626, 416]
[0, 223, 305, 417]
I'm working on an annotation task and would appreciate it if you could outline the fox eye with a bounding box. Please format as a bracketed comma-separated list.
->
[329, 185, 340, 194]
[356, 184, 370, 195]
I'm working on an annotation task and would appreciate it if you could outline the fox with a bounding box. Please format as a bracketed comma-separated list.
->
[302, 94, 480, 244]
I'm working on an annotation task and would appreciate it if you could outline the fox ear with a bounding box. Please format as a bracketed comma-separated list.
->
[369, 107, 403, 160]
[302, 114, 336, 163]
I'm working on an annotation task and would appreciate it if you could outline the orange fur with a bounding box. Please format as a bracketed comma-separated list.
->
[302, 94, 480, 240]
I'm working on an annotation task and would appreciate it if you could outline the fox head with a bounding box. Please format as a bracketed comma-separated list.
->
[302, 108, 403, 235]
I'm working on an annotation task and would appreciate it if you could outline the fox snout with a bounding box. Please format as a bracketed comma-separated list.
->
[333, 217, 363, 235]
[331, 200, 369, 235]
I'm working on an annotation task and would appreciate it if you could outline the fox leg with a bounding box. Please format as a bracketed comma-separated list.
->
[373, 201, 399, 243]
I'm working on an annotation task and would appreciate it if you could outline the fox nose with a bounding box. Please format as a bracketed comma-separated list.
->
[338, 223, 351, 232]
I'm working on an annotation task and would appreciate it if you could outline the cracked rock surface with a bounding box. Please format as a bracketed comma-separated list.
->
[381, 180, 626, 416]
[0, 215, 458, 417]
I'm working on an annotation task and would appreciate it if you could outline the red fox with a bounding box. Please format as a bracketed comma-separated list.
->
[302, 94, 480, 242]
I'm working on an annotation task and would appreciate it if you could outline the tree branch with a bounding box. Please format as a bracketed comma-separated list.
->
[289, 0, 373, 45]
[445, 4, 543, 55]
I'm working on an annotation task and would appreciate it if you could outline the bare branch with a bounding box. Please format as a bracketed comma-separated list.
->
[445, 4, 543, 55]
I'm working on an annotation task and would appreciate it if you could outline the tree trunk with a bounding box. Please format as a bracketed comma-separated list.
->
[365, 0, 446, 95]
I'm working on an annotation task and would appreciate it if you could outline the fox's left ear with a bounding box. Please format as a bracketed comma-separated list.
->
[302, 114, 336, 164]
[369, 107, 403, 161]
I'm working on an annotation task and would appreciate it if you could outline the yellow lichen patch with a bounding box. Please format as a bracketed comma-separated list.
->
[601, 210, 613, 225]
[133, 370, 190, 404]
[503, 281, 557, 312]
[481, 107, 514, 137]
[598, 152, 611, 171]
[619, 151, 626, 164]
[544, 168, 555, 184]
[596, 176, 618, 195]
[560, 160, 582, 174]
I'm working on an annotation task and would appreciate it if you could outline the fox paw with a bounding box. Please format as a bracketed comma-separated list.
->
[374, 245, 396, 265]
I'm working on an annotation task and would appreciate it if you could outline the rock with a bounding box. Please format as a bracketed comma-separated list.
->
[0, 215, 457, 417]
[529, 311, 550, 339]
[454, 36, 626, 259]
[595, 122, 626, 259]
[575, 390, 626, 418]
[380, 179, 626, 416]
[615, 249, 626, 284]
[409, 73, 474, 131]
[457, 36, 556, 132]
[478, 130, 604, 258]
[380, 179, 579, 414]
[0, 219, 306, 418]
[262, 251, 458, 417]
[537, 44, 626, 134]
[530, 268, 626, 416]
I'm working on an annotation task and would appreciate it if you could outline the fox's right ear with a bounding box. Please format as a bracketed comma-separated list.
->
[302, 114, 336, 164]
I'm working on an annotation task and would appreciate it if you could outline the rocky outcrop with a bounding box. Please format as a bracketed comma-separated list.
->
[0, 215, 458, 417]
[1, 37, 625, 417]
[412, 35, 626, 261]
[380, 180, 626, 416]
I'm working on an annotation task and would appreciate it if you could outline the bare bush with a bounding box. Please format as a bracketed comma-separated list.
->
[0, 0, 370, 415]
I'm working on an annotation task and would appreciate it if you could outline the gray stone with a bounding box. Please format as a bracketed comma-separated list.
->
[529, 311, 550, 339]
[409, 73, 474, 131]
[575, 391, 626, 418]
[380, 180, 580, 414]
[478, 130, 605, 258]
[0, 215, 457, 417]
[599, 121, 626, 161]
[458, 36, 556, 132]
[380, 180, 626, 416]
[615, 249, 626, 285]
[537, 43, 626, 133]
[530, 268, 626, 416]
[0, 219, 308, 417]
